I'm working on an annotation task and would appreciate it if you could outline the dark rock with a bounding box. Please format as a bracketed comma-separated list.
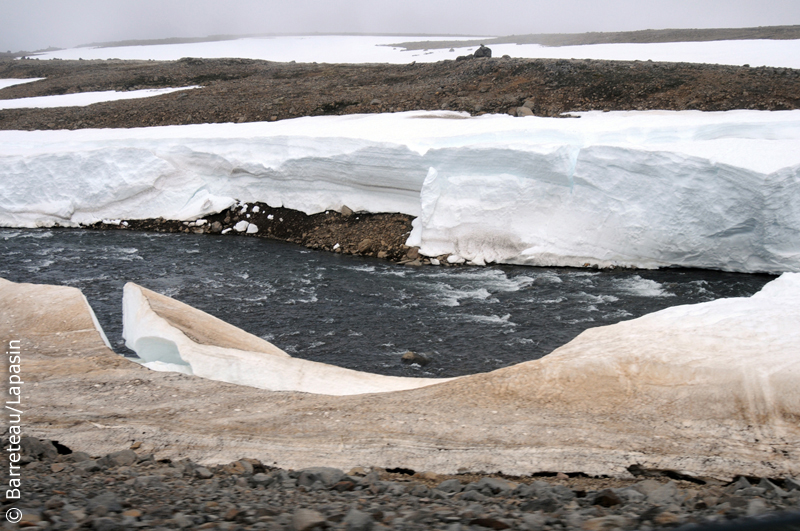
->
[521, 496, 560, 512]
[473, 477, 515, 495]
[593, 488, 623, 507]
[91, 517, 124, 531]
[99, 449, 137, 467]
[457, 489, 488, 502]
[786, 477, 800, 491]
[87, 492, 123, 514]
[76, 459, 103, 473]
[210, 221, 223, 233]
[20, 437, 59, 460]
[401, 351, 431, 366]
[297, 466, 345, 487]
[474, 44, 492, 58]
[470, 517, 510, 529]
[436, 478, 464, 493]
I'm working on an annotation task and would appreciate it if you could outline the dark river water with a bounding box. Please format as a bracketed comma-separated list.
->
[1, 228, 775, 377]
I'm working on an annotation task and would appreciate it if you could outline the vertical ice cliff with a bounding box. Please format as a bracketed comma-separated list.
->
[1, 110, 799, 273]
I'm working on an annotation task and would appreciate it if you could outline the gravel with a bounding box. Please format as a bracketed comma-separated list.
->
[3, 437, 799, 530]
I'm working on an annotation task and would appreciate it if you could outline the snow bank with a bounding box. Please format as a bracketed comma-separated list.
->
[0, 86, 200, 110]
[2, 109, 799, 273]
[0, 78, 45, 90]
[31, 35, 800, 69]
[122, 282, 454, 395]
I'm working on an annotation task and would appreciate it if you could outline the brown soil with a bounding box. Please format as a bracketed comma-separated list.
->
[87, 203, 427, 264]
[1, 55, 799, 133]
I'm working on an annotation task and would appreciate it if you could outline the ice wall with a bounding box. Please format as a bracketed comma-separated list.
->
[1, 110, 799, 273]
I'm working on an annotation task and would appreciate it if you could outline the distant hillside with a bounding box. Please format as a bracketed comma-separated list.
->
[389, 25, 800, 51]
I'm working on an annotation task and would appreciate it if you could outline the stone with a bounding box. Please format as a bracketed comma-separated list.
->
[401, 351, 431, 366]
[92, 517, 124, 531]
[473, 44, 492, 58]
[76, 459, 103, 473]
[20, 437, 59, 460]
[298, 466, 345, 487]
[343, 508, 373, 531]
[293, 508, 327, 531]
[473, 477, 517, 494]
[521, 513, 547, 530]
[593, 488, 623, 507]
[195, 466, 214, 479]
[758, 478, 789, 497]
[87, 492, 123, 514]
[521, 496, 559, 512]
[357, 238, 374, 254]
[470, 517, 510, 529]
[457, 489, 487, 502]
[653, 512, 683, 526]
[725, 476, 751, 494]
[522, 99, 535, 110]
[516, 106, 534, 117]
[99, 449, 137, 467]
[633, 479, 664, 497]
[746, 498, 770, 517]
[210, 221, 223, 233]
[647, 481, 678, 505]
[340, 205, 354, 217]
[251, 472, 273, 485]
[786, 477, 800, 491]
[582, 516, 630, 531]
[134, 475, 163, 488]
[436, 478, 464, 493]
[405, 246, 420, 260]
[51, 462, 67, 472]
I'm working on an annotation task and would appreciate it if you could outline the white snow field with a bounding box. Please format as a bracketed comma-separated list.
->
[0, 78, 45, 90]
[2, 109, 799, 273]
[30, 35, 800, 69]
[0, 85, 200, 110]
[123, 282, 454, 395]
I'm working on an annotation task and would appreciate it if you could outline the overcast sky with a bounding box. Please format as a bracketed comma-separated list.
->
[2, 0, 800, 52]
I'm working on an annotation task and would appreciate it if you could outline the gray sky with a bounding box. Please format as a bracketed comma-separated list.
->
[3, 0, 800, 52]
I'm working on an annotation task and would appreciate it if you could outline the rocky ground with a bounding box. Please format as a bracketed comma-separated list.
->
[1, 55, 799, 132]
[86, 202, 438, 265]
[3, 437, 800, 531]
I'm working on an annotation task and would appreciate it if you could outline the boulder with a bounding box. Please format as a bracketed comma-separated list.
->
[474, 44, 492, 58]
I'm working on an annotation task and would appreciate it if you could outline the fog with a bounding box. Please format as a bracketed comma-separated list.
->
[2, 0, 800, 52]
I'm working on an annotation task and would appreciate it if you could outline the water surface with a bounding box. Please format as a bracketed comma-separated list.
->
[1, 229, 774, 377]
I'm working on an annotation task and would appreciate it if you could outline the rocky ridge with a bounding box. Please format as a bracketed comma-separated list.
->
[3, 437, 800, 531]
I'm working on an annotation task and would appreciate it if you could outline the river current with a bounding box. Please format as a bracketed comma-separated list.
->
[1, 228, 775, 377]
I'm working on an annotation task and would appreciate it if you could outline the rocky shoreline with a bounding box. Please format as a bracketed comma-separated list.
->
[3, 437, 800, 531]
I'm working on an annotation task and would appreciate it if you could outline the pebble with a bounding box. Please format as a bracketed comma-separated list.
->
[3, 436, 800, 531]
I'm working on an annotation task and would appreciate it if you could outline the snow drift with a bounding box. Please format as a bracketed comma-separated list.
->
[2, 109, 799, 273]
[5, 273, 800, 478]
[122, 282, 454, 395]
